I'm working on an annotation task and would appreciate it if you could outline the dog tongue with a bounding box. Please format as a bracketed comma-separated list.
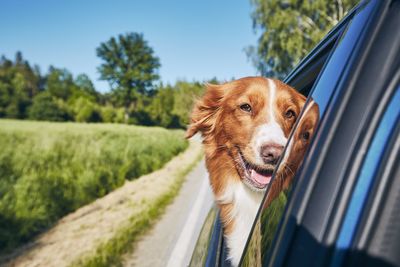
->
[251, 169, 272, 185]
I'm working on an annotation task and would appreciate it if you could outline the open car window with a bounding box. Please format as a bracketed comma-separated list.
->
[240, 1, 377, 266]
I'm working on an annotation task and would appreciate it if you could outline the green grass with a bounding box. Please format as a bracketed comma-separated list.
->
[0, 119, 188, 251]
[70, 146, 203, 267]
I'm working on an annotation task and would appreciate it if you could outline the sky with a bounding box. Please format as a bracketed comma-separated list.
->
[1, 0, 259, 92]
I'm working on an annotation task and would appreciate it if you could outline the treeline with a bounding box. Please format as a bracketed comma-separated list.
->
[0, 51, 205, 128]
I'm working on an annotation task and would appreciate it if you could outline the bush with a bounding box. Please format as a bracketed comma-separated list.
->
[28, 92, 70, 121]
[114, 108, 126, 123]
[70, 97, 102, 122]
[0, 119, 188, 251]
[99, 105, 116, 123]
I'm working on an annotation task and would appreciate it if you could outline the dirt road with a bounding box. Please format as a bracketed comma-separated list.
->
[122, 160, 213, 267]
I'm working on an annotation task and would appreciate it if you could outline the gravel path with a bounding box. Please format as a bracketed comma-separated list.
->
[122, 160, 213, 267]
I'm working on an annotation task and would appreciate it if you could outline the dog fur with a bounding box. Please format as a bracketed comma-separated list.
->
[187, 77, 306, 266]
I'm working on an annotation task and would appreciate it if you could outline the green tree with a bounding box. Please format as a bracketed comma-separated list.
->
[45, 67, 74, 100]
[13, 52, 41, 98]
[96, 32, 161, 114]
[143, 80, 205, 128]
[0, 52, 41, 118]
[248, 0, 358, 78]
[66, 74, 98, 107]
[146, 86, 176, 127]
[6, 72, 31, 118]
[171, 81, 204, 127]
[74, 74, 98, 99]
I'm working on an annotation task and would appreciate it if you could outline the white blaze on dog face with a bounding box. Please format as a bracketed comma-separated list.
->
[237, 78, 304, 167]
[250, 79, 288, 165]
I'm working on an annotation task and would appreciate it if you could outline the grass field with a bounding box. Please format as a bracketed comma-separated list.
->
[0, 119, 188, 251]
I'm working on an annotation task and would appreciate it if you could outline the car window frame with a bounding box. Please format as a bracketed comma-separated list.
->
[239, 0, 400, 265]
[238, 2, 362, 265]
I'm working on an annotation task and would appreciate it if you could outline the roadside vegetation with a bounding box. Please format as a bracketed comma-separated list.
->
[70, 141, 203, 267]
[0, 119, 188, 251]
[1, 139, 202, 267]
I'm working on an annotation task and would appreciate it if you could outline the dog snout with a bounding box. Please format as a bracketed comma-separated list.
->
[260, 144, 284, 164]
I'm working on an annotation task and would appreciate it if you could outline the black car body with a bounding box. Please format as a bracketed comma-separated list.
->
[190, 0, 400, 266]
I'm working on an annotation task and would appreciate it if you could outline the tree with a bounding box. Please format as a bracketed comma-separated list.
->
[0, 52, 41, 118]
[146, 86, 176, 127]
[171, 81, 204, 127]
[7, 72, 31, 118]
[67, 74, 99, 105]
[45, 67, 74, 100]
[74, 74, 97, 98]
[96, 32, 161, 112]
[247, 0, 358, 79]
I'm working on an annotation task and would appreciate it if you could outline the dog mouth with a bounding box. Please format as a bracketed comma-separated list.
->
[235, 148, 275, 192]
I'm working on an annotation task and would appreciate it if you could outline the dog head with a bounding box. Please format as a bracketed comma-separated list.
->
[187, 77, 306, 192]
[277, 99, 320, 190]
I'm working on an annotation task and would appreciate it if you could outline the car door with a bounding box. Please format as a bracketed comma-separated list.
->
[190, 5, 347, 266]
[241, 0, 400, 266]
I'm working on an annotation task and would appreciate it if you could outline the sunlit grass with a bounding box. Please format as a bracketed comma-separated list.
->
[70, 142, 203, 267]
[0, 119, 188, 251]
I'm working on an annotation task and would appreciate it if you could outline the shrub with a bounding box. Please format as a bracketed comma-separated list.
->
[114, 108, 126, 123]
[99, 105, 116, 123]
[28, 92, 69, 121]
[70, 97, 102, 122]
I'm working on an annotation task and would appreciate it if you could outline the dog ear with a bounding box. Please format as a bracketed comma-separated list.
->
[186, 83, 225, 139]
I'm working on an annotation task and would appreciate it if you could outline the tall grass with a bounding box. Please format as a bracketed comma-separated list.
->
[0, 119, 188, 251]
[71, 146, 203, 267]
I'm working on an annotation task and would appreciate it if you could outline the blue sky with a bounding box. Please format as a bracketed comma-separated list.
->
[1, 0, 258, 92]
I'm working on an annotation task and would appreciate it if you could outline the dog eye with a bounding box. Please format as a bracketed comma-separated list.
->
[301, 132, 310, 140]
[240, 103, 252, 113]
[285, 109, 296, 119]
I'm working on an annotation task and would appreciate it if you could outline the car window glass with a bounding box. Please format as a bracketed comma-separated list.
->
[189, 208, 217, 267]
[240, 1, 375, 266]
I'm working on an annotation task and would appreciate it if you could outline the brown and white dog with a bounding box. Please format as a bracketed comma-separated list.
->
[186, 77, 306, 266]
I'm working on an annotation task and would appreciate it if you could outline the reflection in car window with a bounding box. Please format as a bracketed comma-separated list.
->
[189, 208, 217, 267]
[240, 2, 375, 266]
[241, 99, 320, 267]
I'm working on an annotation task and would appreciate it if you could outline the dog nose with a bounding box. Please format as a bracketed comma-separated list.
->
[260, 144, 284, 164]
